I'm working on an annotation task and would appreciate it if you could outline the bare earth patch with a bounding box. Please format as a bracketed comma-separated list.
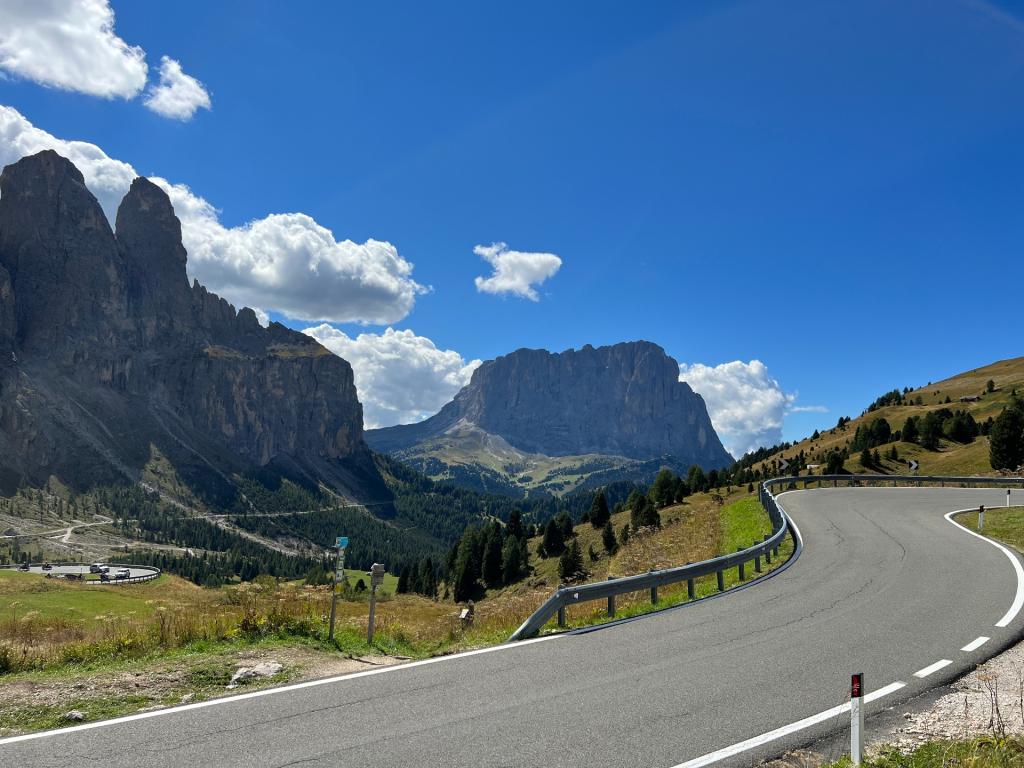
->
[0, 644, 402, 736]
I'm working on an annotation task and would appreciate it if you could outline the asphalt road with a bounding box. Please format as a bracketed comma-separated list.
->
[3, 487, 1023, 767]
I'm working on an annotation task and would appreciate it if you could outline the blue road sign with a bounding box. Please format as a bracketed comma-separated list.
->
[336, 536, 349, 549]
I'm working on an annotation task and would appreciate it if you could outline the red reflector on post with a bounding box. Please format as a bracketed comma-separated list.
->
[851, 673, 863, 698]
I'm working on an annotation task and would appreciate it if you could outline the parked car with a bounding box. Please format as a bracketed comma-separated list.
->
[100, 572, 110, 582]
[89, 562, 106, 573]
[17, 562, 29, 571]
[41, 562, 52, 571]
[114, 568, 130, 580]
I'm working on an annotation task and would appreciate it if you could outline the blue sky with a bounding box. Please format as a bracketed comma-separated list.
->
[1, 0, 1022, 456]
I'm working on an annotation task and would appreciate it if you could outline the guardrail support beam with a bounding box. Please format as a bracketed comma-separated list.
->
[716, 570, 725, 591]
[687, 578, 695, 599]
[736, 548, 745, 581]
[557, 605, 566, 628]
[650, 585, 658, 604]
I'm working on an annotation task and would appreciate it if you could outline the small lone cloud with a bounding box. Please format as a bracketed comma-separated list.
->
[473, 242, 561, 301]
[144, 56, 211, 120]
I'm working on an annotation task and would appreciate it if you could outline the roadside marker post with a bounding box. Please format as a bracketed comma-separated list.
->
[328, 536, 349, 643]
[979, 505, 985, 532]
[851, 673, 864, 765]
[367, 563, 385, 644]
[1009, 490, 1012, 508]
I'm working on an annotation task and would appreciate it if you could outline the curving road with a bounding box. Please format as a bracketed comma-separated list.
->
[2, 488, 1023, 767]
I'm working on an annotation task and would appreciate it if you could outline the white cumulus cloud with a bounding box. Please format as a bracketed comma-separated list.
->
[0, 0, 148, 98]
[473, 242, 561, 301]
[0, 105, 425, 324]
[304, 324, 480, 428]
[679, 360, 801, 457]
[144, 56, 211, 120]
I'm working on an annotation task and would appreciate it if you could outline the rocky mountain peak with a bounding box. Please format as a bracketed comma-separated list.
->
[367, 340, 733, 470]
[0, 150, 382, 504]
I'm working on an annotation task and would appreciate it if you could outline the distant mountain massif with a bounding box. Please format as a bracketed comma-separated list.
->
[367, 342, 733, 497]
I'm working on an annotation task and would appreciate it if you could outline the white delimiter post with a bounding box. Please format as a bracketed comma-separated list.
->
[1009, 490, 1012, 508]
[851, 673, 864, 765]
[979, 505, 986, 532]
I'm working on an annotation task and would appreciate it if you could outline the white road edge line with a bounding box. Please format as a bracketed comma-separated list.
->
[914, 659, 952, 678]
[669, 682, 906, 768]
[962, 636, 990, 652]
[0, 634, 560, 746]
[944, 508, 1024, 627]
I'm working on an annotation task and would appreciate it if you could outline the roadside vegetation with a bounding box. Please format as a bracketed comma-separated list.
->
[824, 737, 1024, 767]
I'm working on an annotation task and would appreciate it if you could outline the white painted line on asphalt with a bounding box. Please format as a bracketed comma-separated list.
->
[913, 659, 952, 678]
[962, 636, 990, 652]
[0, 633, 561, 746]
[669, 682, 906, 768]
[944, 508, 1024, 627]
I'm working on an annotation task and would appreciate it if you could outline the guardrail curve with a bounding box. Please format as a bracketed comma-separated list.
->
[508, 472, 1024, 641]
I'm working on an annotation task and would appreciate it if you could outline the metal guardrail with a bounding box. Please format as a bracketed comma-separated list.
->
[508, 480, 793, 641]
[508, 473, 1024, 641]
[0, 562, 161, 585]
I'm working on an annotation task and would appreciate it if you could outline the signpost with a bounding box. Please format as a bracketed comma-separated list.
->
[851, 673, 864, 765]
[778, 457, 790, 473]
[908, 460, 919, 472]
[328, 536, 349, 643]
[367, 563, 385, 644]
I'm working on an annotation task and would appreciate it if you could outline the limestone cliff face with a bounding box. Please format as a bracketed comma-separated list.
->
[367, 342, 733, 470]
[0, 151, 377, 500]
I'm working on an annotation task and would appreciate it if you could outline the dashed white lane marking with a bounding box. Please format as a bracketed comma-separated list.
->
[962, 636, 990, 652]
[914, 659, 953, 678]
[944, 508, 1024, 627]
[669, 682, 906, 768]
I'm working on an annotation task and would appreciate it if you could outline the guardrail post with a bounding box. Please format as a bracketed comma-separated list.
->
[607, 576, 615, 617]
[650, 585, 658, 604]
[687, 577, 695, 599]
[557, 584, 567, 627]
[754, 543, 762, 573]
[736, 548, 746, 580]
[716, 570, 725, 591]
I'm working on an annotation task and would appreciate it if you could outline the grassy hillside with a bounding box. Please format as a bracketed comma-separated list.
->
[754, 356, 1024, 478]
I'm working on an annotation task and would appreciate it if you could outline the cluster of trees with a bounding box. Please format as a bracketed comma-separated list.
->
[902, 409, 979, 451]
[108, 548, 318, 587]
[396, 557, 439, 598]
[849, 418, 893, 452]
[866, 388, 909, 411]
[990, 396, 1024, 471]
[445, 511, 532, 601]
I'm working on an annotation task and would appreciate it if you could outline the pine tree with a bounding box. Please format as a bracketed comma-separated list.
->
[650, 469, 677, 509]
[506, 509, 524, 540]
[500, 535, 522, 585]
[630, 494, 661, 530]
[602, 521, 618, 554]
[482, 525, 504, 588]
[902, 416, 919, 444]
[541, 519, 565, 557]
[397, 565, 411, 594]
[827, 450, 843, 475]
[588, 491, 610, 528]
[619, 523, 630, 545]
[919, 412, 943, 450]
[990, 406, 1024, 471]
[860, 448, 872, 468]
[558, 540, 584, 582]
